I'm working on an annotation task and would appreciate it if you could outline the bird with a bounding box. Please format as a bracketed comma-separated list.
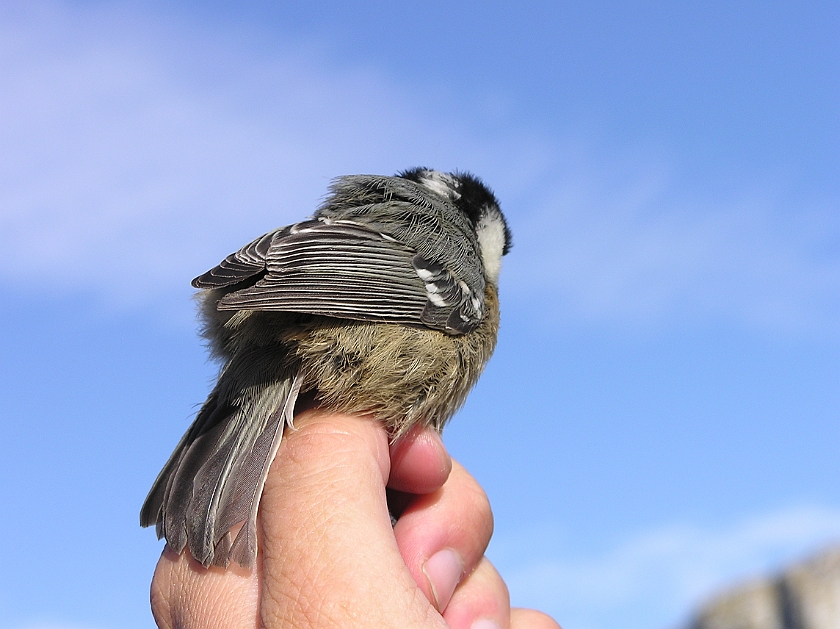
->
[140, 168, 512, 569]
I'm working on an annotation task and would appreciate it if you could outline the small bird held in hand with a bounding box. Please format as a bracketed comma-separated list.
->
[140, 168, 511, 569]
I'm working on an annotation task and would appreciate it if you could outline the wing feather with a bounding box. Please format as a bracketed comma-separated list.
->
[192, 229, 282, 289]
[199, 218, 484, 334]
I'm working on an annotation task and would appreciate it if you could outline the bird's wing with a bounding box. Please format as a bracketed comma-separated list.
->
[192, 229, 283, 289]
[196, 218, 483, 334]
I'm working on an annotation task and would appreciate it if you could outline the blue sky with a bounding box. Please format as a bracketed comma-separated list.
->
[1, 1, 837, 628]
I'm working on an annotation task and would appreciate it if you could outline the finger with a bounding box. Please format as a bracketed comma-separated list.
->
[510, 609, 563, 629]
[388, 426, 452, 494]
[150, 546, 259, 629]
[151, 410, 448, 629]
[394, 459, 494, 612]
[442, 557, 509, 629]
[258, 409, 448, 629]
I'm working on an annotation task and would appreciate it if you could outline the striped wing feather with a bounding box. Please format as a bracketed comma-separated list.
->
[216, 221, 436, 326]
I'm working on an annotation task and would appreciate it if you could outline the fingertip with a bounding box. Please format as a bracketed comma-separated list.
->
[510, 608, 563, 629]
[279, 409, 393, 486]
[442, 557, 509, 629]
[389, 426, 452, 493]
[260, 409, 398, 562]
[422, 547, 465, 612]
[393, 459, 494, 611]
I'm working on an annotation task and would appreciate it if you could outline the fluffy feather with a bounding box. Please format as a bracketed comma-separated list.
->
[140, 169, 510, 568]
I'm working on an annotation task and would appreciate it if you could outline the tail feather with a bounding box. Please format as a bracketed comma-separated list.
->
[185, 411, 253, 565]
[140, 393, 230, 541]
[140, 373, 303, 568]
[225, 374, 302, 567]
[162, 402, 232, 556]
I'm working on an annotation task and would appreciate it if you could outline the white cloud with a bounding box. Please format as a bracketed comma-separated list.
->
[1, 1, 837, 336]
[505, 157, 840, 335]
[492, 505, 840, 629]
[0, 1, 530, 312]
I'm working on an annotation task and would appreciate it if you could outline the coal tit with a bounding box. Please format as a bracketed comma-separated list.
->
[140, 168, 511, 568]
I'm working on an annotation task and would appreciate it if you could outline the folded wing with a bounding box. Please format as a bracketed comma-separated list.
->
[193, 219, 484, 334]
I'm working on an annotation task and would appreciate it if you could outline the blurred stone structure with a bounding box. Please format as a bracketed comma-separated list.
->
[688, 547, 840, 629]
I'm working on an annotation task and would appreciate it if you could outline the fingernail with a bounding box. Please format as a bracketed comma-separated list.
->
[422, 548, 464, 612]
[471, 620, 502, 629]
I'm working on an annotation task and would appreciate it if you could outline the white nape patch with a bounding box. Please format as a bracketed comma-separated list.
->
[476, 207, 506, 285]
[419, 171, 461, 200]
[416, 268, 435, 281]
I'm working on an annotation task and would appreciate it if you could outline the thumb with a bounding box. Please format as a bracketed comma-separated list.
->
[258, 410, 447, 629]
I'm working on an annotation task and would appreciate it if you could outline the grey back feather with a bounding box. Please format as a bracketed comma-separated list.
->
[193, 175, 487, 334]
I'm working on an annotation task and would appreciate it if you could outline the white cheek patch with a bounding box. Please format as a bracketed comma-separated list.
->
[476, 210, 506, 285]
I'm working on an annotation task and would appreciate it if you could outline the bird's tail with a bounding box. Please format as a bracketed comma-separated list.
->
[140, 373, 303, 569]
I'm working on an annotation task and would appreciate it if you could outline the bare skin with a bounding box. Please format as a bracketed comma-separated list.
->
[150, 410, 561, 629]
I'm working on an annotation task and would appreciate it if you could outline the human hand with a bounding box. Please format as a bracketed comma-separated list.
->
[149, 410, 560, 629]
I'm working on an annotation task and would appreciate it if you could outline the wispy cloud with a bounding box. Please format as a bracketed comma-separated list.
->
[0, 1, 524, 310]
[492, 505, 840, 629]
[2, 2, 837, 335]
[506, 157, 840, 335]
